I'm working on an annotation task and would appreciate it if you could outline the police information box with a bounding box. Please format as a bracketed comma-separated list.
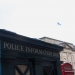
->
[0, 29, 64, 75]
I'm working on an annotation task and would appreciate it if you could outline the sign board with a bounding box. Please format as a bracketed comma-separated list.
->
[1, 41, 59, 57]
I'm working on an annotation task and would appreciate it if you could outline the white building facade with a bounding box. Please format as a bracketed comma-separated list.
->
[40, 37, 75, 71]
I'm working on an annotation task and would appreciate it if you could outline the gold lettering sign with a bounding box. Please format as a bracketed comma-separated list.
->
[3, 42, 59, 57]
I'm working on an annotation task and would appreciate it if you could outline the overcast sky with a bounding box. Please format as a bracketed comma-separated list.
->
[0, 0, 75, 45]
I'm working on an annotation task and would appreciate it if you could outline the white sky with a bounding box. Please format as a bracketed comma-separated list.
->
[0, 0, 75, 45]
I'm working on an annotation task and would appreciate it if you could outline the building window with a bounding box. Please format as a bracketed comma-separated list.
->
[15, 65, 30, 75]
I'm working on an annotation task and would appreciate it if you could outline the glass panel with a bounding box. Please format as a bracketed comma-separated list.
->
[51, 70, 54, 75]
[43, 66, 54, 75]
[43, 69, 48, 75]
[15, 69, 20, 75]
[15, 65, 30, 75]
[26, 70, 30, 75]
[17, 65, 28, 73]
[44, 66, 52, 74]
